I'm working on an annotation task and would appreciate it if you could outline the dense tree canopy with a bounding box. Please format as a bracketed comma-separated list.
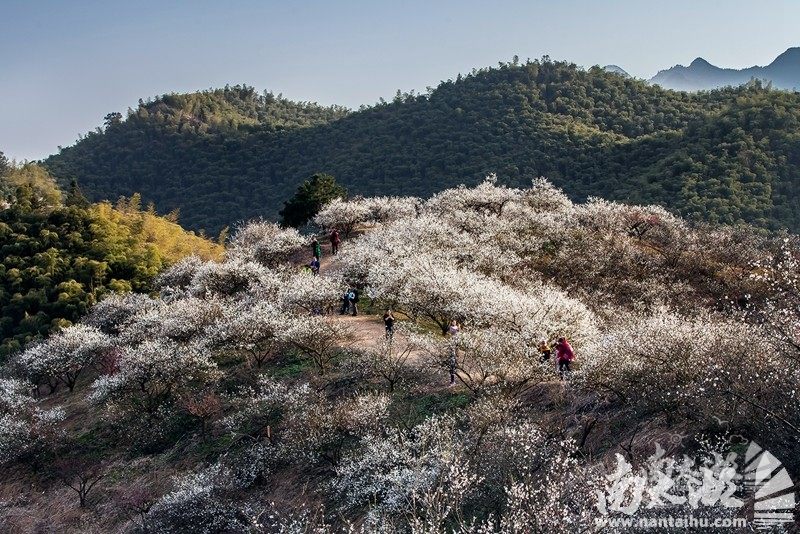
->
[0, 165, 223, 359]
[43, 61, 800, 234]
[0, 151, 9, 178]
[279, 173, 347, 228]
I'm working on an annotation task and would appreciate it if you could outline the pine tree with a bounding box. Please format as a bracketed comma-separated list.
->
[279, 173, 347, 228]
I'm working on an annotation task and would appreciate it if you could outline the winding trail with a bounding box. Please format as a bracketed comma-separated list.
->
[310, 238, 427, 363]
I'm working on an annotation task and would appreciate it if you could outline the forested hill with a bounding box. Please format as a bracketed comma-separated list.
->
[44, 59, 800, 234]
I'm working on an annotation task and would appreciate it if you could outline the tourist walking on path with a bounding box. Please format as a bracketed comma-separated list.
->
[447, 320, 460, 386]
[383, 309, 395, 339]
[339, 290, 349, 315]
[339, 287, 359, 316]
[309, 257, 320, 275]
[312, 237, 322, 260]
[330, 229, 341, 255]
[554, 337, 575, 380]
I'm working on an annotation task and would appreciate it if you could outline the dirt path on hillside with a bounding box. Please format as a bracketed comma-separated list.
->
[307, 239, 430, 364]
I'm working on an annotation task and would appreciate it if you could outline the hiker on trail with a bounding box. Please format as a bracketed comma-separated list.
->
[383, 309, 395, 339]
[312, 237, 322, 260]
[554, 337, 575, 380]
[447, 320, 460, 386]
[309, 257, 320, 275]
[538, 338, 552, 362]
[330, 229, 341, 255]
[339, 289, 351, 315]
[339, 287, 359, 316]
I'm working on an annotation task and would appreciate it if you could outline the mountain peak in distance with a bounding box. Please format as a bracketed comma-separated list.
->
[688, 57, 713, 69]
[770, 46, 800, 68]
[603, 64, 631, 78]
[651, 47, 799, 91]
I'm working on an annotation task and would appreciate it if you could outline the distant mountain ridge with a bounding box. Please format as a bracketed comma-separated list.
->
[649, 47, 800, 91]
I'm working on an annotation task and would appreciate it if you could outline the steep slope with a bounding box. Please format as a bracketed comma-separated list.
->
[650, 47, 800, 91]
[1, 181, 798, 532]
[44, 59, 800, 234]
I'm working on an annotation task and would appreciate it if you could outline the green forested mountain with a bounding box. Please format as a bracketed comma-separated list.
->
[44, 59, 800, 234]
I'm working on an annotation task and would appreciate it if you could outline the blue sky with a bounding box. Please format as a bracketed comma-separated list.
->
[1, 0, 798, 161]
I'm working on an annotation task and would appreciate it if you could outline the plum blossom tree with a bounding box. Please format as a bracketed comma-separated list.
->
[144, 464, 256, 533]
[313, 197, 372, 238]
[280, 315, 356, 375]
[118, 296, 224, 346]
[751, 237, 800, 360]
[314, 195, 421, 237]
[188, 259, 274, 297]
[335, 414, 481, 530]
[206, 300, 288, 368]
[225, 377, 389, 465]
[423, 174, 520, 219]
[90, 339, 220, 418]
[0, 378, 64, 465]
[55, 456, 106, 508]
[362, 195, 420, 224]
[84, 292, 159, 335]
[154, 255, 205, 290]
[17, 324, 112, 393]
[271, 268, 343, 315]
[577, 309, 777, 432]
[227, 220, 308, 267]
[495, 438, 600, 533]
[355, 333, 418, 392]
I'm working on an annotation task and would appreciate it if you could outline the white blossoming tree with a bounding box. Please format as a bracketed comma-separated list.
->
[90, 339, 220, 418]
[0, 378, 64, 465]
[226, 220, 309, 267]
[17, 324, 112, 393]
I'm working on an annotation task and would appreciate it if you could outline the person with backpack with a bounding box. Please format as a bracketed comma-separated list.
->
[312, 237, 322, 260]
[309, 257, 320, 275]
[383, 309, 395, 339]
[554, 337, 575, 380]
[330, 229, 341, 255]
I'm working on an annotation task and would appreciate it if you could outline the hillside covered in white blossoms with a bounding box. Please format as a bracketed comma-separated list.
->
[1, 177, 799, 532]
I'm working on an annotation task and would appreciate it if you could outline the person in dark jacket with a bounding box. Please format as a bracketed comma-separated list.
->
[339, 287, 359, 315]
[383, 309, 395, 339]
[339, 289, 351, 315]
[447, 320, 460, 386]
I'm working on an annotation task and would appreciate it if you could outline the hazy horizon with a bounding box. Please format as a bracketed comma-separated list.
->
[2, 0, 799, 161]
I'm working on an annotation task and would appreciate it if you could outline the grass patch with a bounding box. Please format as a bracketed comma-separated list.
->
[390, 390, 473, 427]
[270, 350, 315, 378]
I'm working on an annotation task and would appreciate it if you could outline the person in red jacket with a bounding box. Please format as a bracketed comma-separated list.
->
[554, 337, 575, 380]
[330, 229, 341, 255]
